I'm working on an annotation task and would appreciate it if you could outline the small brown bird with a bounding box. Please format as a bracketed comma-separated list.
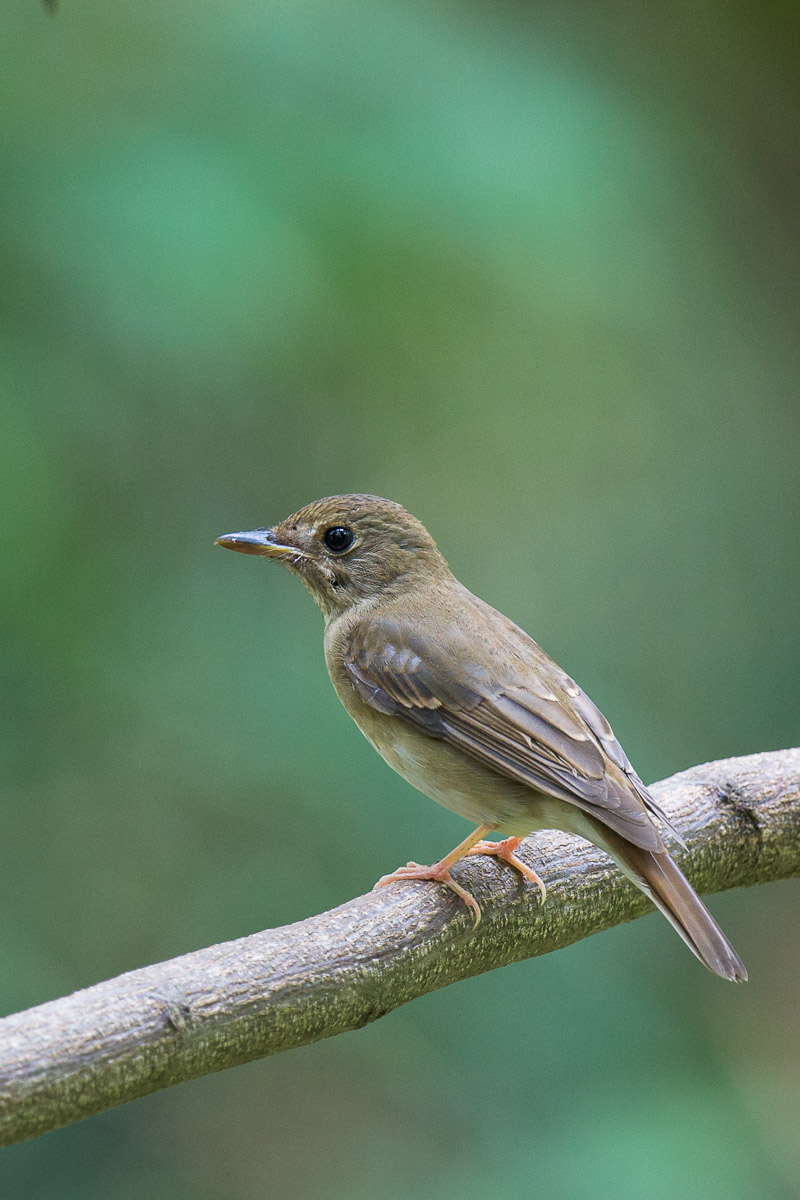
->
[217, 494, 746, 981]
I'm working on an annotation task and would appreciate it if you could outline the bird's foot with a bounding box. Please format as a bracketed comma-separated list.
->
[374, 861, 483, 926]
[465, 837, 547, 902]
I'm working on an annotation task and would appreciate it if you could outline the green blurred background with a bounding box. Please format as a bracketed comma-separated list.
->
[2, 0, 799, 1196]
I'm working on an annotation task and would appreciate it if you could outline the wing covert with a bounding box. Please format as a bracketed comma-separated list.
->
[342, 617, 669, 849]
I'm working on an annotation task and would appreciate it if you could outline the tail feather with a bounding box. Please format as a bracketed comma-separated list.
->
[602, 833, 747, 982]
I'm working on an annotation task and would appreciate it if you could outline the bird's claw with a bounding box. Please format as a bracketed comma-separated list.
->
[374, 862, 483, 926]
[466, 837, 547, 903]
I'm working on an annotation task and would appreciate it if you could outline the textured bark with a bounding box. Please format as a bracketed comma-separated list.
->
[1, 748, 798, 1147]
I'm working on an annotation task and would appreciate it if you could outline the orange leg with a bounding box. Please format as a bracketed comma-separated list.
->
[465, 836, 547, 903]
[374, 826, 546, 926]
[374, 823, 492, 925]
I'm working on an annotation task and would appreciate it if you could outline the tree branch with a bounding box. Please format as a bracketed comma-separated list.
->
[2, 748, 799, 1146]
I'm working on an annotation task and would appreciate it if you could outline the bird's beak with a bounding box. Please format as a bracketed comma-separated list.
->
[215, 529, 300, 558]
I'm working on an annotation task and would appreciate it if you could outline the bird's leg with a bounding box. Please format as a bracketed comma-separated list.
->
[464, 836, 547, 903]
[374, 823, 493, 926]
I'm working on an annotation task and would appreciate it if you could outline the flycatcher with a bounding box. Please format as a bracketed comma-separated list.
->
[217, 494, 746, 981]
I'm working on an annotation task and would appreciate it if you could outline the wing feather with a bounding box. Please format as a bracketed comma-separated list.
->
[342, 616, 672, 849]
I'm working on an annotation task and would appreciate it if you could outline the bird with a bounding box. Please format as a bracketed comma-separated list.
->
[216, 494, 746, 982]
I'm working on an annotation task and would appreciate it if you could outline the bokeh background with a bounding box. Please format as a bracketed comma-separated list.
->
[2, 0, 799, 1196]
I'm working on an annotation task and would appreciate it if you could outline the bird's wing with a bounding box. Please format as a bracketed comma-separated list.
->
[343, 613, 679, 851]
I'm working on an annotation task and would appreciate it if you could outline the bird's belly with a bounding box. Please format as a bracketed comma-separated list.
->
[356, 710, 555, 836]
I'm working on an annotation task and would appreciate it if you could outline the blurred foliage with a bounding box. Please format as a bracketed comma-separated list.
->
[1, 0, 799, 1197]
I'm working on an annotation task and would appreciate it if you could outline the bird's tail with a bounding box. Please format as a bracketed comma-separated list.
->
[603, 834, 747, 982]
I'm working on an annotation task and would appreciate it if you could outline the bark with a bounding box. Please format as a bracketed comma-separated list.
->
[1, 748, 798, 1147]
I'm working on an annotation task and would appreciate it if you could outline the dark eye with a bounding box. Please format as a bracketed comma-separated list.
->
[323, 526, 354, 553]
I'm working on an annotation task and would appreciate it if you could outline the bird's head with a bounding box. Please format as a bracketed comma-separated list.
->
[216, 494, 447, 618]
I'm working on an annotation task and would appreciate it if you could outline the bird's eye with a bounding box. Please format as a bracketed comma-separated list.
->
[323, 526, 354, 553]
